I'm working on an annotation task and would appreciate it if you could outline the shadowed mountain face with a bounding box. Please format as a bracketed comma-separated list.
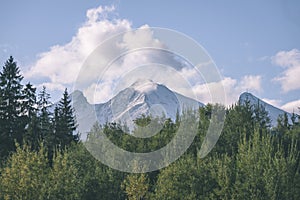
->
[239, 92, 293, 126]
[72, 80, 204, 139]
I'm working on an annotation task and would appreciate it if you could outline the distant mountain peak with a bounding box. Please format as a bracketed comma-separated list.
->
[71, 89, 84, 98]
[71, 90, 88, 104]
[238, 92, 292, 126]
[130, 79, 158, 93]
[240, 91, 253, 97]
[72, 80, 203, 138]
[239, 91, 261, 101]
[72, 85, 295, 139]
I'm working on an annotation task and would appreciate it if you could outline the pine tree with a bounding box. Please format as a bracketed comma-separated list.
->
[37, 86, 52, 141]
[24, 114, 41, 151]
[216, 102, 255, 155]
[276, 113, 290, 137]
[36, 86, 54, 162]
[21, 83, 40, 149]
[0, 56, 24, 158]
[253, 100, 271, 130]
[54, 88, 78, 149]
[52, 106, 60, 148]
[21, 82, 37, 119]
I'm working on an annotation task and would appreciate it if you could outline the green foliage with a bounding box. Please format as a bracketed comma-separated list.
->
[21, 82, 37, 119]
[60, 143, 126, 200]
[154, 155, 198, 200]
[216, 102, 254, 155]
[233, 129, 300, 199]
[122, 172, 150, 200]
[134, 114, 152, 127]
[0, 143, 49, 200]
[47, 149, 81, 200]
[0, 56, 24, 159]
[53, 88, 79, 148]
[37, 86, 52, 142]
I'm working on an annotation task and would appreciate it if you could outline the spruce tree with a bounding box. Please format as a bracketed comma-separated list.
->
[37, 86, 52, 141]
[21, 82, 37, 118]
[0, 56, 24, 158]
[55, 88, 78, 149]
[37, 86, 54, 160]
[24, 114, 41, 151]
[253, 101, 271, 130]
[22, 83, 41, 149]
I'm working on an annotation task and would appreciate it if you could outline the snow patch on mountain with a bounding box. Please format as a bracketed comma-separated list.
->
[72, 79, 204, 139]
[72, 83, 294, 140]
[95, 79, 203, 130]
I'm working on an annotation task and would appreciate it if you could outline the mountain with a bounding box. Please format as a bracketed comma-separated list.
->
[72, 79, 204, 139]
[72, 83, 294, 139]
[239, 92, 293, 126]
[71, 90, 97, 138]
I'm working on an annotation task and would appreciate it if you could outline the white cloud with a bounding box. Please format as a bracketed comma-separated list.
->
[24, 5, 264, 107]
[86, 5, 116, 23]
[25, 5, 131, 91]
[83, 82, 114, 104]
[239, 75, 263, 93]
[190, 75, 262, 106]
[281, 100, 300, 113]
[24, 5, 181, 103]
[272, 49, 300, 92]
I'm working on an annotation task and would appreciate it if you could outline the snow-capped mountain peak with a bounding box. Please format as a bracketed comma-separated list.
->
[72, 87, 295, 140]
[72, 80, 203, 138]
[130, 79, 158, 93]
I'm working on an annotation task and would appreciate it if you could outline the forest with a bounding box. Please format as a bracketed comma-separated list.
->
[0, 56, 299, 199]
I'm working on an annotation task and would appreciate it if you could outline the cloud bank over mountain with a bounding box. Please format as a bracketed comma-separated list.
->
[24, 5, 299, 112]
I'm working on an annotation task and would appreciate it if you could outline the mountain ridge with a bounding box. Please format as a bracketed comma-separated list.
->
[72, 81, 295, 139]
[72, 80, 204, 139]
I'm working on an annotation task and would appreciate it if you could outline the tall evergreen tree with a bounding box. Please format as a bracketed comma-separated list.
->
[253, 100, 271, 130]
[0, 56, 24, 158]
[24, 114, 41, 151]
[21, 82, 37, 119]
[277, 113, 290, 133]
[21, 83, 41, 149]
[54, 88, 78, 149]
[37, 86, 52, 141]
[37, 86, 54, 161]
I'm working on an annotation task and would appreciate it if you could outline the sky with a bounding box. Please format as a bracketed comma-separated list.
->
[0, 0, 300, 113]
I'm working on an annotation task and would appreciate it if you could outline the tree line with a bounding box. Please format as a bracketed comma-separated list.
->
[0, 56, 299, 199]
[0, 56, 79, 162]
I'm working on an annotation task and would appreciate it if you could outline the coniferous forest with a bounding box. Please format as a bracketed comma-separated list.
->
[0, 56, 300, 199]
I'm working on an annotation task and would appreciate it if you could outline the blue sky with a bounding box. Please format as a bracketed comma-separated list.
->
[0, 0, 300, 112]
